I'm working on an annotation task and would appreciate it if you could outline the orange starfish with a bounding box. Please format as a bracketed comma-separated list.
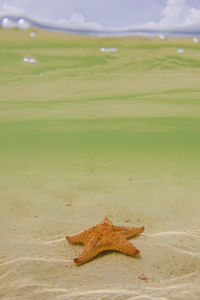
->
[66, 217, 144, 265]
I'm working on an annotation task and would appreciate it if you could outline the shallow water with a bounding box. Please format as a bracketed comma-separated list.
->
[0, 29, 200, 299]
[1, 162, 200, 299]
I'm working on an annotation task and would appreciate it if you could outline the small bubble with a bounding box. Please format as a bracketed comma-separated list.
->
[29, 31, 36, 38]
[1, 17, 16, 28]
[100, 47, 118, 52]
[29, 58, 36, 63]
[193, 37, 199, 43]
[22, 57, 37, 63]
[177, 48, 184, 54]
[18, 18, 30, 29]
[158, 34, 166, 40]
[22, 57, 28, 62]
[18, 18, 24, 25]
[2, 17, 9, 25]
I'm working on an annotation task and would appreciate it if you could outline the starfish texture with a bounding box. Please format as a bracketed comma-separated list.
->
[66, 217, 144, 265]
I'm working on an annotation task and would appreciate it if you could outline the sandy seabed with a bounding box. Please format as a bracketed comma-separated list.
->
[0, 164, 200, 300]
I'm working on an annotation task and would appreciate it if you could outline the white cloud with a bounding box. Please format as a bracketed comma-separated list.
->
[0, 2, 25, 16]
[56, 13, 103, 30]
[1, 0, 200, 35]
[160, 0, 200, 25]
[185, 7, 200, 24]
[69, 13, 85, 24]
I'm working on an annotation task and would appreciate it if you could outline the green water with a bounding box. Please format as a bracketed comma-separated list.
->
[1, 29, 200, 300]
[0, 29, 200, 185]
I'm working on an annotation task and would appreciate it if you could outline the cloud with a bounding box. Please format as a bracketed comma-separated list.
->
[160, 0, 200, 25]
[1, 0, 200, 36]
[185, 7, 200, 24]
[0, 2, 25, 16]
[0, 2, 103, 31]
[56, 13, 103, 30]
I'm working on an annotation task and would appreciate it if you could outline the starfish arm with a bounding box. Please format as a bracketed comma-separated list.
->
[73, 241, 104, 265]
[74, 234, 139, 264]
[66, 228, 93, 244]
[100, 217, 113, 226]
[109, 236, 140, 256]
[115, 226, 144, 239]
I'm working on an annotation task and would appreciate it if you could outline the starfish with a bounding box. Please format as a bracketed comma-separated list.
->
[66, 217, 144, 265]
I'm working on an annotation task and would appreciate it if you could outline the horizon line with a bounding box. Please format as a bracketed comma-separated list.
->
[1, 14, 200, 37]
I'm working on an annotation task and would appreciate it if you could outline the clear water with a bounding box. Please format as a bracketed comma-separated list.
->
[0, 28, 200, 299]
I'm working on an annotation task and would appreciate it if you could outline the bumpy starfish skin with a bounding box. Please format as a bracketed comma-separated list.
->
[66, 217, 144, 265]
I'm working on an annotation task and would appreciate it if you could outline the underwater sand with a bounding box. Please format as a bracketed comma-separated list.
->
[0, 29, 200, 299]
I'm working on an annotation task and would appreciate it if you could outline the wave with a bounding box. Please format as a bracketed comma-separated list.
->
[1, 14, 200, 37]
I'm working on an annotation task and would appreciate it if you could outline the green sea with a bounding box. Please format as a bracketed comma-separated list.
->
[0, 29, 200, 299]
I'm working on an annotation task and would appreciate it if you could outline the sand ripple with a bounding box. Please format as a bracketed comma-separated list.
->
[0, 256, 72, 266]
[0, 229, 200, 299]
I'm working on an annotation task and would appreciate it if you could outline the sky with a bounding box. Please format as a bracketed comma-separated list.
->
[1, 0, 200, 31]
